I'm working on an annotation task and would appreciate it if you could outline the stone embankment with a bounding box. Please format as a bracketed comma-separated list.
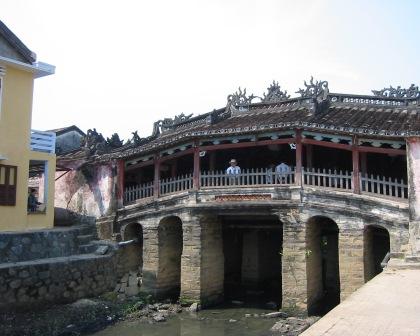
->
[0, 225, 120, 310]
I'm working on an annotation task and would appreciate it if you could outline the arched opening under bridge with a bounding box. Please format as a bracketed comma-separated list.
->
[121, 223, 143, 273]
[222, 215, 283, 308]
[158, 216, 183, 300]
[364, 225, 390, 282]
[306, 216, 340, 316]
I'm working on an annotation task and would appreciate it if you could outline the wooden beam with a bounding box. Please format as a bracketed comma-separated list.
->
[160, 147, 194, 162]
[302, 138, 352, 151]
[200, 138, 293, 152]
[357, 146, 406, 155]
[125, 160, 153, 172]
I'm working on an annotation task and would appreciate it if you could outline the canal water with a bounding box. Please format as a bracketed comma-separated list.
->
[94, 305, 277, 336]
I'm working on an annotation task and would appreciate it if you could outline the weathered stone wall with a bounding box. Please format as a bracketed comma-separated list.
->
[280, 210, 308, 314]
[0, 226, 87, 263]
[0, 253, 117, 310]
[55, 163, 117, 219]
[180, 214, 201, 302]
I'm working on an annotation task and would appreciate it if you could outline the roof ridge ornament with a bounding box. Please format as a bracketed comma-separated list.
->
[372, 84, 419, 99]
[262, 81, 290, 102]
[227, 87, 259, 107]
[296, 76, 329, 101]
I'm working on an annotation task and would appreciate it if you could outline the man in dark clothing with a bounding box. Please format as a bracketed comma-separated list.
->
[28, 189, 40, 212]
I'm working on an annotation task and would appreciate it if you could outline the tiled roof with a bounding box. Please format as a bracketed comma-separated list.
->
[102, 95, 419, 160]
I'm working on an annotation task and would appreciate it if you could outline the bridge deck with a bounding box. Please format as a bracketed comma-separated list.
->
[301, 268, 420, 336]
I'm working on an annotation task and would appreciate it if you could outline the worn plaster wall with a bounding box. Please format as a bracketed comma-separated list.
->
[54, 163, 116, 219]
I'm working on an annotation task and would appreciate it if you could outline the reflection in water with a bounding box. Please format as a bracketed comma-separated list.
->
[94, 306, 276, 336]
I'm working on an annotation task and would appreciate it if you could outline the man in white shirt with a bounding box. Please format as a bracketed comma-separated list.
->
[226, 159, 241, 175]
[276, 162, 291, 183]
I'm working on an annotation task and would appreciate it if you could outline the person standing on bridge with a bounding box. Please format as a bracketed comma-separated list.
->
[226, 159, 241, 175]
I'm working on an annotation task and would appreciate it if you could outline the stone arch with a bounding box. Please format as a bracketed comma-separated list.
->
[119, 222, 144, 274]
[363, 225, 390, 282]
[157, 215, 183, 300]
[306, 215, 340, 315]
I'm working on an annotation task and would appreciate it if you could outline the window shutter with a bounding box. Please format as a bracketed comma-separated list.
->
[0, 165, 17, 206]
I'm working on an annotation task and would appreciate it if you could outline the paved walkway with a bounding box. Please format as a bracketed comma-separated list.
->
[301, 268, 420, 336]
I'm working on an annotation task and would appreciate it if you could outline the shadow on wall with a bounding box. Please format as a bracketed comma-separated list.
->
[54, 207, 95, 227]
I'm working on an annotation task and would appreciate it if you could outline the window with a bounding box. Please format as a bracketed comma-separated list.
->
[28, 160, 48, 213]
[0, 164, 17, 206]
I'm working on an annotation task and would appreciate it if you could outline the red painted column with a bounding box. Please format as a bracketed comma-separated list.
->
[295, 129, 303, 186]
[153, 156, 161, 198]
[352, 136, 361, 194]
[193, 142, 200, 190]
[116, 160, 125, 208]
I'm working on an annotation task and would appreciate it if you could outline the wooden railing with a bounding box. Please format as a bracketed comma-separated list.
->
[201, 168, 295, 187]
[160, 174, 193, 195]
[30, 129, 56, 154]
[360, 173, 408, 199]
[123, 167, 408, 204]
[302, 167, 353, 191]
[124, 182, 154, 204]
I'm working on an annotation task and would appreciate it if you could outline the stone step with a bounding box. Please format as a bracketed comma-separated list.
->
[77, 234, 95, 245]
[78, 225, 97, 237]
[79, 243, 97, 254]
[405, 255, 420, 263]
[387, 258, 420, 270]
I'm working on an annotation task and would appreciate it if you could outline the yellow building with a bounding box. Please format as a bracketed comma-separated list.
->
[0, 20, 55, 231]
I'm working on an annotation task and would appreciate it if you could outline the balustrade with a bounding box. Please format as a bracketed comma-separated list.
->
[123, 167, 407, 205]
[302, 167, 353, 191]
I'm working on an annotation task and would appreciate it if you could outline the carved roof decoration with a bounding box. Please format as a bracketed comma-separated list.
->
[262, 81, 290, 103]
[372, 84, 420, 99]
[296, 76, 329, 101]
[227, 87, 259, 107]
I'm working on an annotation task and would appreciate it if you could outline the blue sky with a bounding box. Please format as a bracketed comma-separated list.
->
[2, 0, 419, 140]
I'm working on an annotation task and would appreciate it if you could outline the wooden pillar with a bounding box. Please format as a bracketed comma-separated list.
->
[306, 144, 313, 168]
[352, 136, 361, 194]
[153, 156, 160, 198]
[295, 129, 303, 186]
[193, 142, 200, 190]
[116, 160, 125, 208]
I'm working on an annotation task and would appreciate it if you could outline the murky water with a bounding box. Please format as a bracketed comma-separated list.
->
[94, 305, 277, 336]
